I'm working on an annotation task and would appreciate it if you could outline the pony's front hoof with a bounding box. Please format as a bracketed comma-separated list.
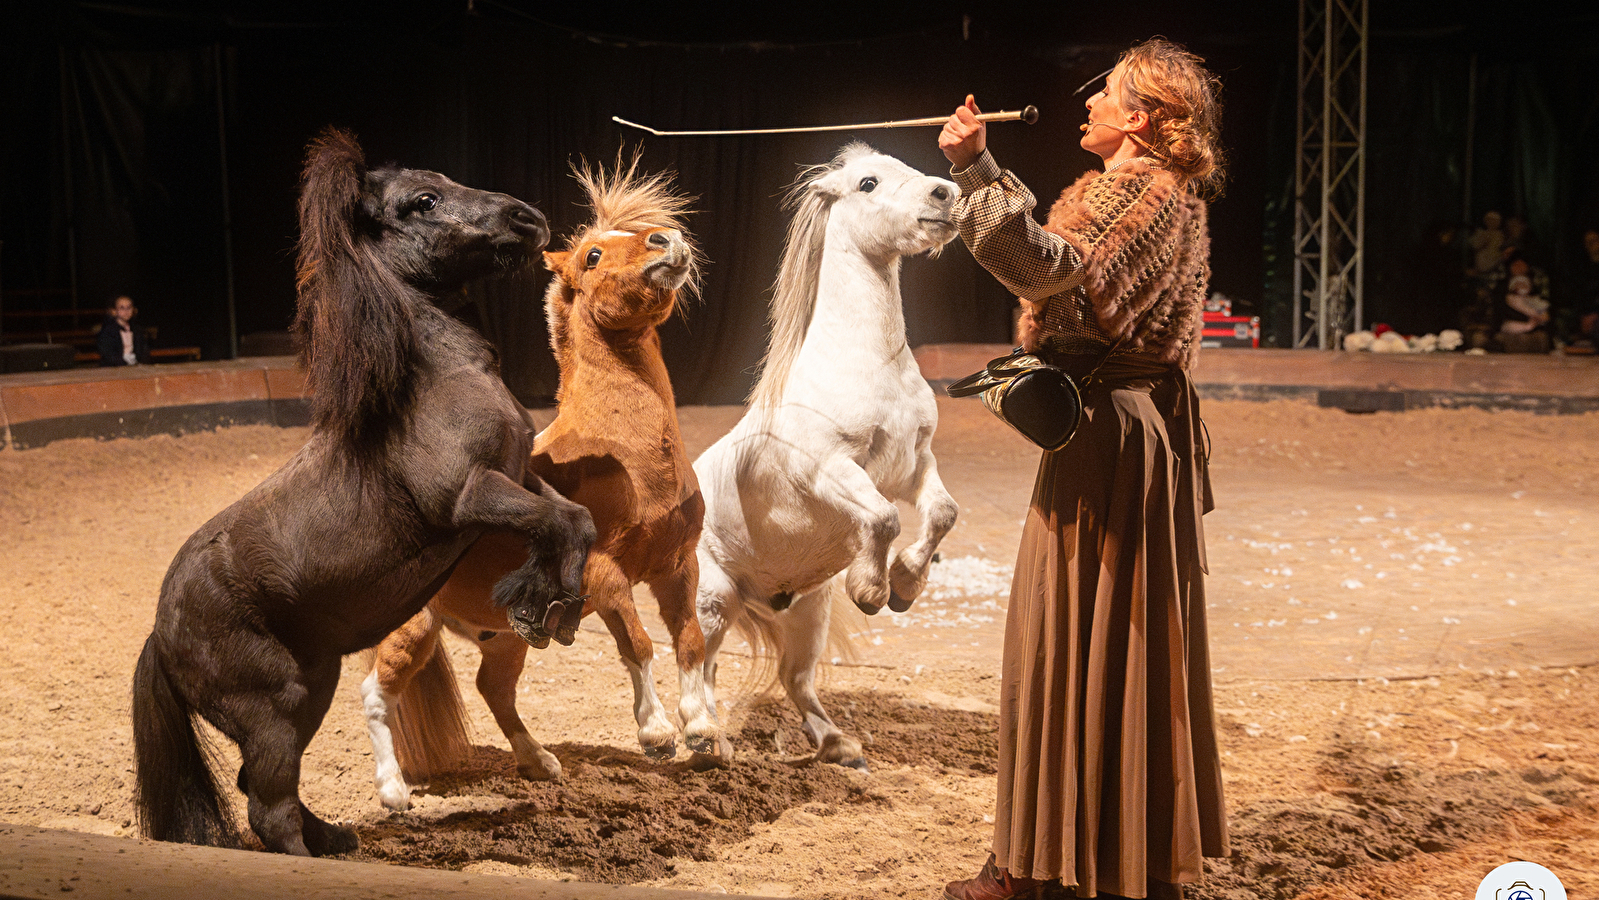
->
[507, 602, 553, 648]
[553, 594, 586, 646]
[888, 557, 927, 605]
[887, 591, 914, 613]
[853, 598, 885, 616]
[643, 741, 679, 761]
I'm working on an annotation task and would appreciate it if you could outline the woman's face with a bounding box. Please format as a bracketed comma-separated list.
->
[1080, 64, 1144, 159]
[113, 297, 135, 324]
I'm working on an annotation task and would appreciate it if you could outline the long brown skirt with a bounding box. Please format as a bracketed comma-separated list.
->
[992, 363, 1228, 899]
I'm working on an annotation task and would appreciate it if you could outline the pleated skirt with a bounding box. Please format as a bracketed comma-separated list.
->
[992, 365, 1228, 899]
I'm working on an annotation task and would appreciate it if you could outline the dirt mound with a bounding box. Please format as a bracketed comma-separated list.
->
[735, 690, 1000, 774]
[1190, 746, 1598, 900]
[350, 739, 884, 881]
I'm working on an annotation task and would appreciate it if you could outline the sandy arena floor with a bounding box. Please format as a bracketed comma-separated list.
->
[1, 396, 1596, 899]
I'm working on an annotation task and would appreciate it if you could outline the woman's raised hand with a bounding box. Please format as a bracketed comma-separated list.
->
[939, 95, 987, 170]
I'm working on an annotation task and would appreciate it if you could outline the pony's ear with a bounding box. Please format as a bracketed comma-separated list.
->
[297, 126, 370, 249]
[543, 250, 569, 273]
[355, 192, 384, 232]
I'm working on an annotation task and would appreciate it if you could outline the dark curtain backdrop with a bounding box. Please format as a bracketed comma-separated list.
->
[40, 5, 1599, 396]
[3, 2, 1284, 403]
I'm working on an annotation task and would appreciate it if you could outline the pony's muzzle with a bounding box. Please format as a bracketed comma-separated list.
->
[507, 203, 550, 252]
[645, 229, 693, 289]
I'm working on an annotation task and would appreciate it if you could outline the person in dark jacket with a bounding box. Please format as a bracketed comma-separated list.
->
[97, 295, 151, 366]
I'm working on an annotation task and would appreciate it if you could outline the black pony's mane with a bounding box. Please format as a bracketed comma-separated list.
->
[291, 127, 420, 449]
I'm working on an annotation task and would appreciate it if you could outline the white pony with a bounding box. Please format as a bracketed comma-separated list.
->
[694, 144, 960, 770]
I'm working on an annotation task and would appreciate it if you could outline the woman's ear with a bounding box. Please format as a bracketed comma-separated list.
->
[1125, 108, 1151, 136]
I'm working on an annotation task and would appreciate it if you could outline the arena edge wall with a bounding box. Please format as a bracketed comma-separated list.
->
[3, 347, 1597, 451]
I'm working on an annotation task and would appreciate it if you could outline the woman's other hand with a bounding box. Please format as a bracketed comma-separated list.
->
[939, 95, 987, 170]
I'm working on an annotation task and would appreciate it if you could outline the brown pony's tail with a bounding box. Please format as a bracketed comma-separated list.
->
[733, 576, 864, 699]
[388, 645, 472, 783]
[131, 634, 239, 847]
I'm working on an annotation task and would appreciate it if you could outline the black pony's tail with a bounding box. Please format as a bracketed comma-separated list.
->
[132, 634, 238, 847]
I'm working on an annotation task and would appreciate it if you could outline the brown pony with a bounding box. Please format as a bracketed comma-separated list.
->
[362, 159, 728, 810]
[130, 128, 595, 855]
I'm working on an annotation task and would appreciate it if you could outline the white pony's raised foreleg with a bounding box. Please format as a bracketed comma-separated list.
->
[815, 455, 902, 614]
[888, 450, 960, 607]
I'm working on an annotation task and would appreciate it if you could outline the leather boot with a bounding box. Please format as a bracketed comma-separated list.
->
[944, 854, 1040, 900]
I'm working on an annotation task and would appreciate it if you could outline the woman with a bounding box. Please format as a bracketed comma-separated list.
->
[937, 38, 1228, 900]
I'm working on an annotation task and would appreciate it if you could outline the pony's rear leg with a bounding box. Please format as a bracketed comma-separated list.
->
[469, 630, 561, 781]
[887, 454, 959, 612]
[237, 654, 357, 855]
[589, 553, 678, 759]
[817, 458, 901, 615]
[693, 549, 739, 722]
[646, 556, 731, 766]
[775, 585, 866, 770]
[362, 607, 443, 812]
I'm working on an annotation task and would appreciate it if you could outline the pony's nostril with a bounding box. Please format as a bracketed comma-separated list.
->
[648, 230, 672, 247]
[931, 185, 950, 202]
[510, 205, 547, 237]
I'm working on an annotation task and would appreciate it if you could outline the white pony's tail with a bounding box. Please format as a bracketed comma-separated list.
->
[732, 575, 866, 699]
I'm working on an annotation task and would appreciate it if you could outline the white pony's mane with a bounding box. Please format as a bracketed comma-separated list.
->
[748, 142, 879, 409]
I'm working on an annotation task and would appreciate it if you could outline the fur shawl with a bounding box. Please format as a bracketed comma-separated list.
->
[1044, 158, 1210, 371]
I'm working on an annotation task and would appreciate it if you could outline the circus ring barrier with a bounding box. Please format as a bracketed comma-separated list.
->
[3, 348, 1599, 452]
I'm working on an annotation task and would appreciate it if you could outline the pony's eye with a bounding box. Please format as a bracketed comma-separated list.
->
[585, 247, 603, 268]
[859, 177, 878, 193]
[415, 194, 439, 212]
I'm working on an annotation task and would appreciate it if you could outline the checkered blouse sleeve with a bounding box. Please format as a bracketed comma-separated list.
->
[951, 150, 1085, 302]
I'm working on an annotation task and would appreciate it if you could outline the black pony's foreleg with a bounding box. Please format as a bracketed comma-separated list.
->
[453, 468, 596, 648]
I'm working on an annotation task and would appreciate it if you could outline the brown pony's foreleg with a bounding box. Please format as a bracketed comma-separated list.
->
[451, 469, 596, 648]
[587, 552, 677, 758]
[467, 629, 562, 781]
[644, 555, 731, 766]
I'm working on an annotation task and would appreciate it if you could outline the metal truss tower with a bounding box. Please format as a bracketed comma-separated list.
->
[1293, 0, 1368, 349]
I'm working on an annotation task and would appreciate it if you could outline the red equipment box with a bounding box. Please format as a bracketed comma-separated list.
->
[1201, 313, 1260, 348]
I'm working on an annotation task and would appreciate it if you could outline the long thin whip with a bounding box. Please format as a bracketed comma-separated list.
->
[611, 105, 1039, 137]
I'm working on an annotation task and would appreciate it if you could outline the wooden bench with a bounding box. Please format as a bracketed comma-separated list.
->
[3, 314, 201, 366]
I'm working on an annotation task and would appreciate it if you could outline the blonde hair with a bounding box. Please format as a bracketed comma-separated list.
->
[1115, 38, 1226, 198]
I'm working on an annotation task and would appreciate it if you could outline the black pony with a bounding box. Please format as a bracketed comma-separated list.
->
[131, 128, 595, 856]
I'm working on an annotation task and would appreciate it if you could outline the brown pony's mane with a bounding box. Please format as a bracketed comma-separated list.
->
[291, 127, 420, 450]
[545, 155, 698, 367]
